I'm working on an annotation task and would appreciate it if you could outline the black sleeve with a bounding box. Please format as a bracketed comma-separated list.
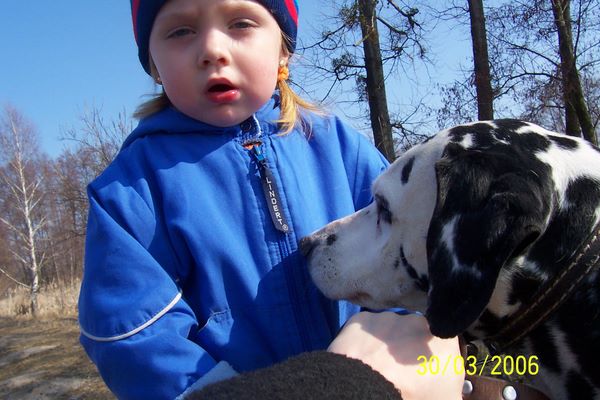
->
[187, 351, 402, 400]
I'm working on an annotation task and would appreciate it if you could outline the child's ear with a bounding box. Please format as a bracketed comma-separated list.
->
[279, 37, 291, 61]
[149, 55, 161, 82]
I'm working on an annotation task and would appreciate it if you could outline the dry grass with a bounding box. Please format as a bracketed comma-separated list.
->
[0, 282, 113, 399]
[0, 281, 79, 318]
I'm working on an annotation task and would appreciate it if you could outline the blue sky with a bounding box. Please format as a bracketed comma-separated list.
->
[1, 1, 469, 158]
[2, 1, 158, 156]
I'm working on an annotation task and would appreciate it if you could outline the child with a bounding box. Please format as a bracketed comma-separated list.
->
[78, 1, 462, 399]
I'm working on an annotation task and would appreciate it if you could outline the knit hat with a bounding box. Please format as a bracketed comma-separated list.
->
[130, 0, 299, 75]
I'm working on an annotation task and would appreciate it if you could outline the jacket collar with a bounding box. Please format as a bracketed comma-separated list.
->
[121, 93, 281, 151]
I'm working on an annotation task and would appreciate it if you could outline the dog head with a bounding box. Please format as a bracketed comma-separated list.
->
[302, 120, 555, 338]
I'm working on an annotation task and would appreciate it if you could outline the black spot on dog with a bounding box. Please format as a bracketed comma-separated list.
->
[326, 234, 337, 246]
[494, 119, 530, 130]
[400, 247, 410, 267]
[447, 120, 527, 145]
[548, 134, 579, 150]
[401, 157, 415, 184]
[400, 247, 429, 292]
[527, 178, 600, 275]
[447, 122, 497, 145]
[518, 132, 550, 152]
[375, 195, 393, 224]
[447, 120, 553, 155]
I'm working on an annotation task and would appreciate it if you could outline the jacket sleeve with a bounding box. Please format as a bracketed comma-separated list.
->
[351, 129, 390, 209]
[78, 179, 236, 399]
[187, 351, 402, 400]
[329, 115, 390, 210]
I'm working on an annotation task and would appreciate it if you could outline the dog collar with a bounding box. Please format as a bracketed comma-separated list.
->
[485, 222, 600, 353]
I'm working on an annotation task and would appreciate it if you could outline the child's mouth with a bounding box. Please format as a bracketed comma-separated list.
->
[206, 83, 239, 103]
[208, 83, 235, 93]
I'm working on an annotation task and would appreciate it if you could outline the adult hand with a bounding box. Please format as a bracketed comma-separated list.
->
[328, 311, 463, 400]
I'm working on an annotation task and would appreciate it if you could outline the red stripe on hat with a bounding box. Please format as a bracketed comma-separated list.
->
[131, 0, 141, 43]
[284, 0, 298, 25]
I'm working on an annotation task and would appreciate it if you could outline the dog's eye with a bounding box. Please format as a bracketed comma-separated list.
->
[375, 195, 392, 225]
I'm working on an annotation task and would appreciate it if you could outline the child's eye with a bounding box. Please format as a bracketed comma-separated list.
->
[167, 27, 194, 39]
[230, 19, 255, 30]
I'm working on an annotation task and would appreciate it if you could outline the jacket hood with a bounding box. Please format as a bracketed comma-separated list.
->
[122, 95, 281, 151]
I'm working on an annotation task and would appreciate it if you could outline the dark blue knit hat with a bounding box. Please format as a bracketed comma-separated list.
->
[130, 0, 299, 75]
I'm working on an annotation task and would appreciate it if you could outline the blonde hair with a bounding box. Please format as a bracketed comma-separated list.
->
[132, 60, 172, 120]
[133, 36, 322, 135]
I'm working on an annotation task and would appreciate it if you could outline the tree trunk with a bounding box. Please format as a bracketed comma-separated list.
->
[551, 0, 596, 144]
[29, 265, 39, 317]
[564, 99, 581, 136]
[468, 0, 494, 120]
[357, 0, 395, 162]
[0, 105, 46, 318]
[22, 149, 41, 318]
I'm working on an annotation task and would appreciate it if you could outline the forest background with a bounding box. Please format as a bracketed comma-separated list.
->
[1, 0, 599, 320]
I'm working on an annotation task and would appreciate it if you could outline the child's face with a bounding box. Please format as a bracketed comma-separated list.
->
[149, 0, 288, 127]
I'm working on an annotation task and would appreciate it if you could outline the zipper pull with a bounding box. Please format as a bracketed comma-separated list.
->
[251, 142, 266, 164]
[243, 140, 291, 234]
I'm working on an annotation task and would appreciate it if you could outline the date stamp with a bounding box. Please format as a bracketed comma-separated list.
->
[416, 355, 539, 376]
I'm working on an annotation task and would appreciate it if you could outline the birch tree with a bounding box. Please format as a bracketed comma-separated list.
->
[0, 105, 47, 316]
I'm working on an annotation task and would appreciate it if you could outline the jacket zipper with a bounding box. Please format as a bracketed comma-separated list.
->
[243, 139, 290, 234]
[243, 138, 312, 351]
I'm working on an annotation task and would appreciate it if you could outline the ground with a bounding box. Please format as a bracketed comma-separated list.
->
[0, 317, 113, 400]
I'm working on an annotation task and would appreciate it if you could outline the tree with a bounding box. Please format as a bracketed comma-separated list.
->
[52, 106, 131, 286]
[551, 0, 595, 143]
[436, 0, 599, 142]
[485, 0, 599, 142]
[434, 0, 500, 127]
[302, 0, 429, 156]
[358, 0, 395, 160]
[61, 106, 131, 177]
[468, 0, 494, 120]
[44, 149, 91, 287]
[0, 104, 130, 316]
[0, 105, 47, 316]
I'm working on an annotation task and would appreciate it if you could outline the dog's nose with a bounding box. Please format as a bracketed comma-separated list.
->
[299, 236, 317, 257]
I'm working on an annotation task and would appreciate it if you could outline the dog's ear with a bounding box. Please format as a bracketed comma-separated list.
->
[425, 143, 545, 338]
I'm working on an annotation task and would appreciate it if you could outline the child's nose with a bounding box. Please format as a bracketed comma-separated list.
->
[197, 30, 229, 67]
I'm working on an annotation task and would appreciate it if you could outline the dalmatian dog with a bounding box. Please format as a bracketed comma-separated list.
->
[300, 120, 600, 399]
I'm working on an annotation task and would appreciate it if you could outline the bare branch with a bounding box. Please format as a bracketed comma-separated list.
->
[0, 266, 29, 288]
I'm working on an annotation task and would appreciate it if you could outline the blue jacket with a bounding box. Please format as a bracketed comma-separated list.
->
[78, 95, 388, 399]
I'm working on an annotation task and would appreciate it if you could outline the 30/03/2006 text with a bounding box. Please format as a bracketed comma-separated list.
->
[416, 355, 539, 377]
